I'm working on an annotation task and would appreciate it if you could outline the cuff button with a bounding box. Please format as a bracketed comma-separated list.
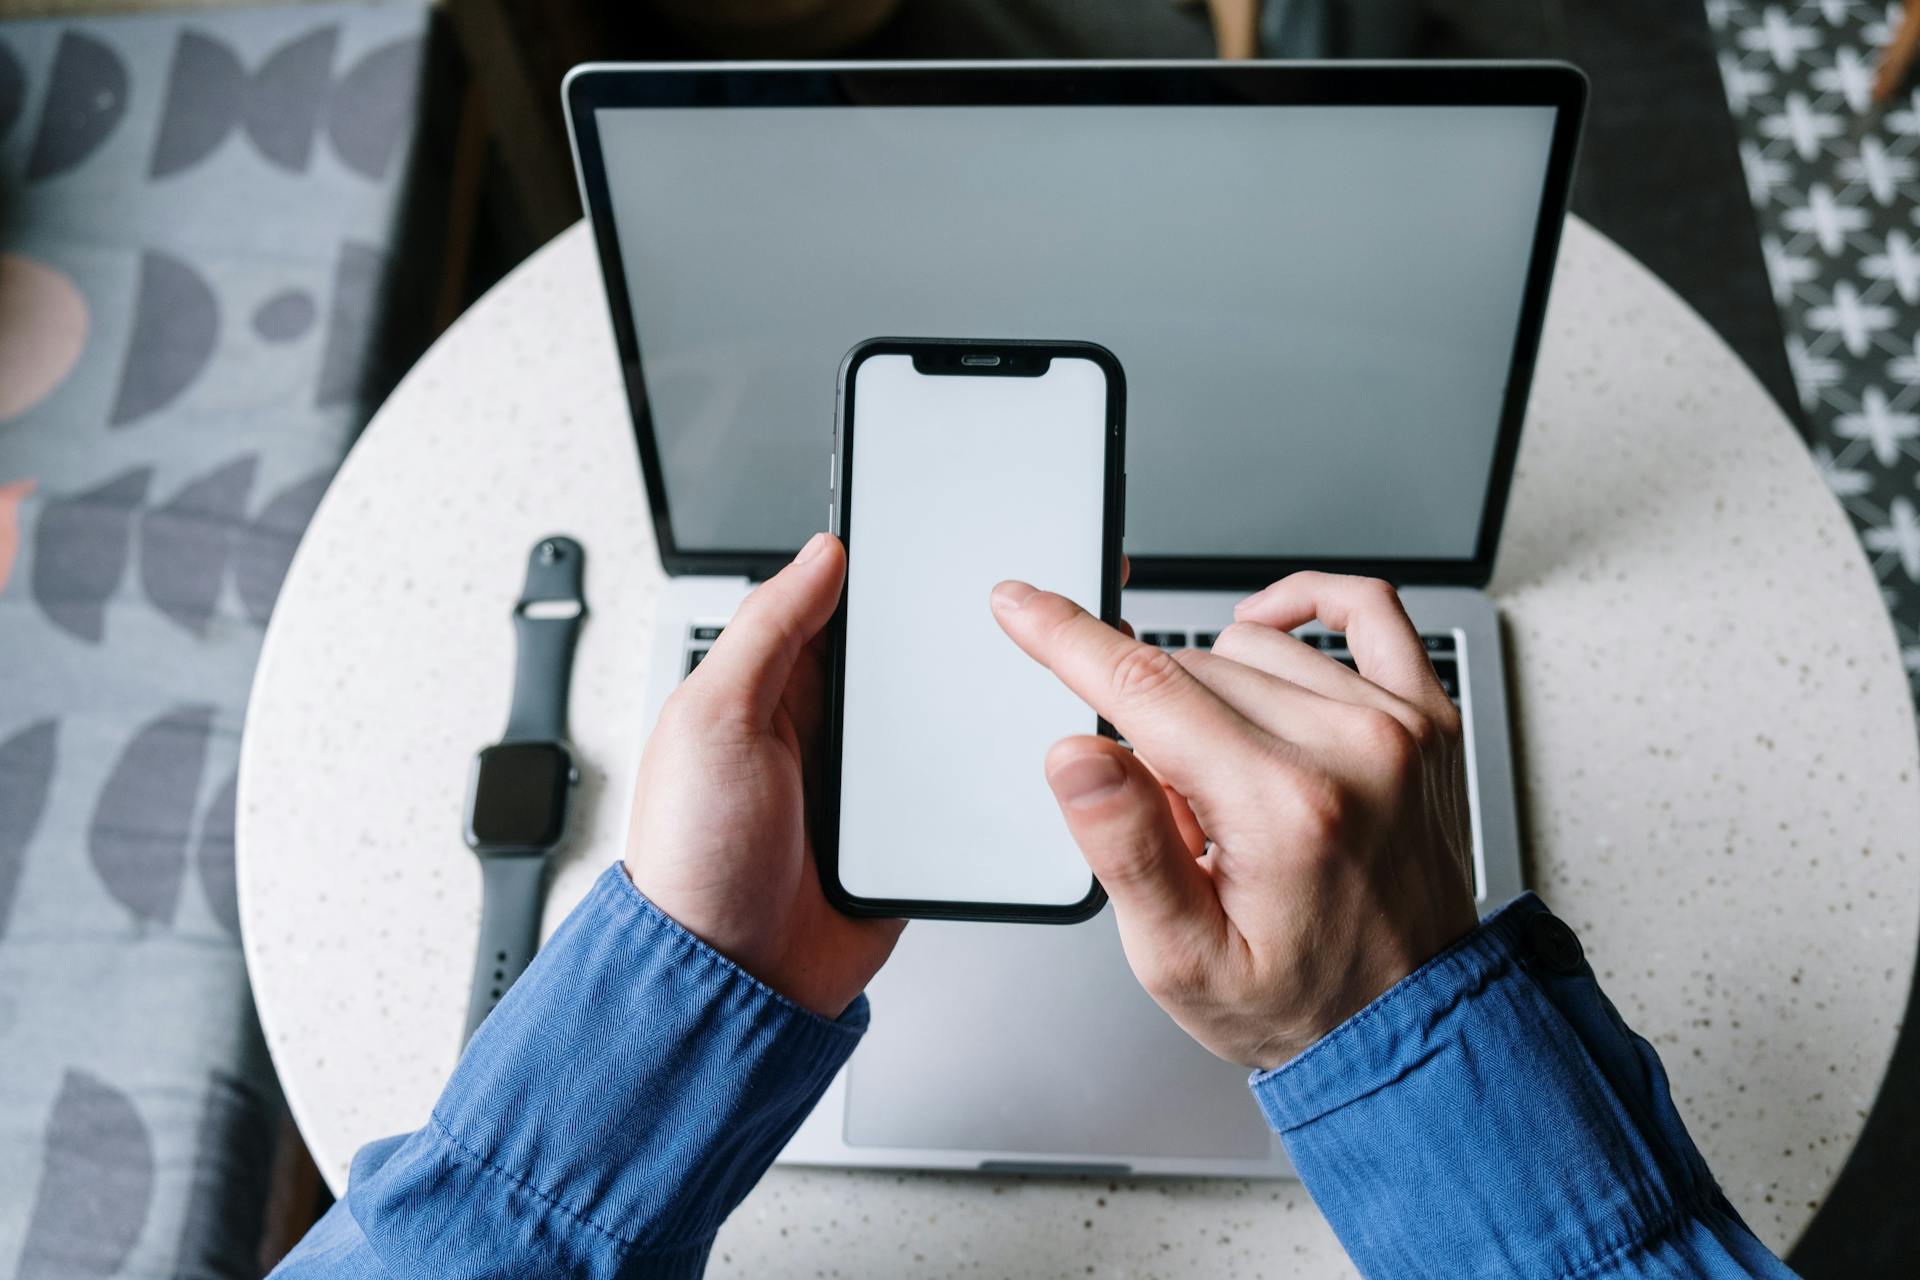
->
[1525, 913, 1586, 976]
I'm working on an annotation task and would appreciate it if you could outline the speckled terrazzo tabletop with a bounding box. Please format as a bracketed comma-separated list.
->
[236, 217, 1920, 1274]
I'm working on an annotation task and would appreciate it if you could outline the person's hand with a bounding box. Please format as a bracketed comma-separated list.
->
[989, 571, 1477, 1069]
[626, 533, 902, 1019]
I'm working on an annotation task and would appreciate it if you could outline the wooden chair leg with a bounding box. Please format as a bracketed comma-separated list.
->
[1208, 0, 1262, 58]
[1875, 0, 1920, 104]
[255, 1108, 328, 1271]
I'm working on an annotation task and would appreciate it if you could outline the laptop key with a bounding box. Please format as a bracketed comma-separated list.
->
[1430, 658, 1459, 698]
[691, 625, 723, 642]
[1423, 633, 1455, 654]
[686, 647, 709, 675]
[1193, 631, 1217, 649]
[1139, 631, 1188, 648]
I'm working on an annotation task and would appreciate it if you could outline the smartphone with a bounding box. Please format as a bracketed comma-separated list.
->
[820, 337, 1126, 923]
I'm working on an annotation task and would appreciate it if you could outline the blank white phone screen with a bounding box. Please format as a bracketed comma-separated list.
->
[838, 353, 1110, 908]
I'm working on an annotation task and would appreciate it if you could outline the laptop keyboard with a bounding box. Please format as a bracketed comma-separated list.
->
[684, 624, 723, 674]
[1137, 628, 1461, 704]
[686, 622, 1462, 703]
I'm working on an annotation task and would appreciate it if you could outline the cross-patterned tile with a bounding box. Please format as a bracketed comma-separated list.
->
[1711, 0, 1920, 695]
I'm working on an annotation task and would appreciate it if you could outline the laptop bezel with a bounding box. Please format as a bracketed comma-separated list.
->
[565, 60, 1588, 590]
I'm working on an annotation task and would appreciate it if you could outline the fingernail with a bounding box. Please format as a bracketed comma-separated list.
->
[1048, 753, 1128, 809]
[991, 580, 1037, 611]
[796, 531, 829, 564]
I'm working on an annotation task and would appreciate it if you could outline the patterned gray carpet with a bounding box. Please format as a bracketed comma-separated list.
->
[1710, 0, 1920, 694]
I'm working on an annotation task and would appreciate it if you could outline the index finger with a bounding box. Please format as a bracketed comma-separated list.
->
[989, 580, 1274, 791]
[1232, 571, 1449, 713]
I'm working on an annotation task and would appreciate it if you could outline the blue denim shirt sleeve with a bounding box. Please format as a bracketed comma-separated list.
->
[1253, 892, 1799, 1280]
[275, 867, 1799, 1280]
[270, 861, 866, 1280]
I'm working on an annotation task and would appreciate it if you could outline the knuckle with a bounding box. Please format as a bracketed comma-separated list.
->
[1351, 705, 1417, 764]
[1355, 576, 1401, 609]
[1030, 594, 1087, 652]
[1103, 848, 1160, 893]
[756, 611, 806, 664]
[1289, 767, 1357, 846]
[1393, 690, 1463, 752]
[1400, 705, 1442, 752]
[1139, 944, 1210, 1003]
[1310, 782, 1353, 839]
[1110, 643, 1185, 701]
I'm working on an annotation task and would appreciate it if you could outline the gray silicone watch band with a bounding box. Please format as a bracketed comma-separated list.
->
[464, 536, 586, 1045]
[503, 537, 586, 742]
[463, 855, 548, 1042]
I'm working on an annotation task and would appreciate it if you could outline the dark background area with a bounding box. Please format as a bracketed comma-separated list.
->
[440, 0, 1904, 1272]
[473, 0, 1805, 430]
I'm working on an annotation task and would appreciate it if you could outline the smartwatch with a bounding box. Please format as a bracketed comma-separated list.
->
[459, 535, 586, 1042]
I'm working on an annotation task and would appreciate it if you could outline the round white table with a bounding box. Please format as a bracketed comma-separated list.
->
[237, 217, 1920, 1273]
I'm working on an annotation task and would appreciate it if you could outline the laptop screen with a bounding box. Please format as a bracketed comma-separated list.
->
[588, 93, 1565, 568]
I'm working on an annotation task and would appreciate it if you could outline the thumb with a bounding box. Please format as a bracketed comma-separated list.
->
[690, 532, 844, 725]
[1045, 736, 1224, 972]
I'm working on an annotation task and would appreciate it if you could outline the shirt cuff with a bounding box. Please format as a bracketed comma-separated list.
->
[347, 861, 866, 1278]
[1250, 892, 1551, 1131]
[1249, 893, 1740, 1280]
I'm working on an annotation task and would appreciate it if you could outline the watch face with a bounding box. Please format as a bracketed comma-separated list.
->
[466, 742, 572, 851]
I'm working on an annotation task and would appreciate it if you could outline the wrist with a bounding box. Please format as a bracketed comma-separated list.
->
[1248, 896, 1740, 1280]
[615, 863, 861, 1024]
[621, 856, 856, 1020]
[1248, 879, 1479, 1071]
[413, 863, 866, 1262]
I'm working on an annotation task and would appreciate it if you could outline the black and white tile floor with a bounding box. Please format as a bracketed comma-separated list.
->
[1710, 0, 1920, 693]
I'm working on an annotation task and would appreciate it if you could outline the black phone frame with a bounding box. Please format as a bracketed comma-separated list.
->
[565, 60, 1588, 590]
[818, 337, 1124, 924]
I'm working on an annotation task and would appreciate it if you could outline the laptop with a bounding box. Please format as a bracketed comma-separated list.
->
[565, 61, 1586, 1177]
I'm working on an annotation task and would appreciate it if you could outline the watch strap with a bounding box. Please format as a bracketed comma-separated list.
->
[463, 855, 549, 1043]
[504, 536, 586, 743]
